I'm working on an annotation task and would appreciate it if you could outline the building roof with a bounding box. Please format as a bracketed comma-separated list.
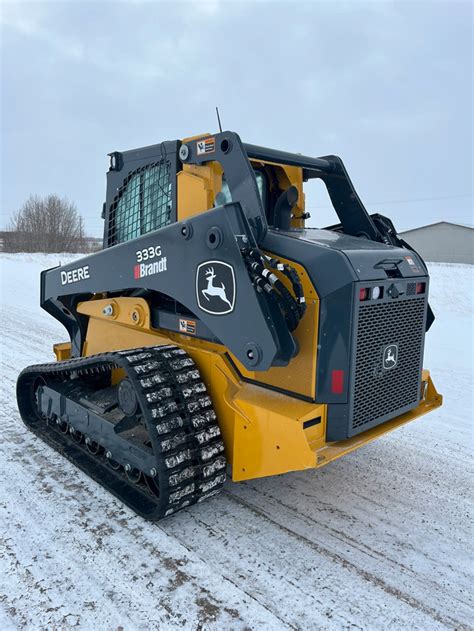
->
[399, 221, 474, 234]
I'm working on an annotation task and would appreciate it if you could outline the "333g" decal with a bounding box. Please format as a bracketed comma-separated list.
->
[136, 245, 162, 263]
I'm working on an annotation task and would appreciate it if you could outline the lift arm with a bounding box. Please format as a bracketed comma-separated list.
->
[41, 201, 296, 370]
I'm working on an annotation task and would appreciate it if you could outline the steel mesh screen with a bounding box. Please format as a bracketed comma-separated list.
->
[107, 160, 172, 246]
[352, 297, 426, 431]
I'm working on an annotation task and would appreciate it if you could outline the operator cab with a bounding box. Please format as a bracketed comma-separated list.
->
[216, 166, 302, 232]
[215, 171, 268, 210]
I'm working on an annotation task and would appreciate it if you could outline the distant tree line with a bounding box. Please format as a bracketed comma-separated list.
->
[3, 195, 101, 253]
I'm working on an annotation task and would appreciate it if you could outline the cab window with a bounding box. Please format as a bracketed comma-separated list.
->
[215, 170, 268, 212]
[108, 160, 172, 245]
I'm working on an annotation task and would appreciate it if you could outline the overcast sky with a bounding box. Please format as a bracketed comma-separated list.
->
[1, 0, 472, 237]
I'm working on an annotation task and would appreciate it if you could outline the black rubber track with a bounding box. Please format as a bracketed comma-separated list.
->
[16, 345, 227, 520]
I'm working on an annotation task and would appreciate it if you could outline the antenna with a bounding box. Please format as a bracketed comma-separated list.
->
[215, 106, 223, 133]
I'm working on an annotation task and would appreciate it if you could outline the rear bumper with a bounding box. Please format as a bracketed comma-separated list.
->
[313, 370, 442, 469]
[230, 369, 442, 481]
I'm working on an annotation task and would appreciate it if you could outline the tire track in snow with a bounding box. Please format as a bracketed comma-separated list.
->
[159, 494, 452, 630]
[223, 490, 470, 630]
[0, 415, 291, 630]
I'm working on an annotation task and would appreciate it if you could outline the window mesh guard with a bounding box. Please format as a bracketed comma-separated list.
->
[107, 160, 172, 246]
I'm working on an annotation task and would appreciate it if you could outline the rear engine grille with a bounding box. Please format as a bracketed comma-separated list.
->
[352, 297, 426, 432]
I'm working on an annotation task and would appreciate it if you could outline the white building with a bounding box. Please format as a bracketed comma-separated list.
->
[399, 221, 473, 265]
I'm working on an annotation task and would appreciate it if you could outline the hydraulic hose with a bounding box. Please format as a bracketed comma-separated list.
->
[245, 249, 303, 333]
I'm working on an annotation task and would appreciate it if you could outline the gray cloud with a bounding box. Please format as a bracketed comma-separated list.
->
[1, 0, 472, 236]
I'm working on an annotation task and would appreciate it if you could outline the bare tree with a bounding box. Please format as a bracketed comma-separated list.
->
[5, 195, 85, 252]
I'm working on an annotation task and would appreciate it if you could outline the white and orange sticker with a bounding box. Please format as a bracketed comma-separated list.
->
[196, 137, 215, 156]
[405, 255, 421, 274]
[179, 318, 196, 335]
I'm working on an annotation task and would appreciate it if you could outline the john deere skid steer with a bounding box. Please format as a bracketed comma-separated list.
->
[17, 131, 442, 519]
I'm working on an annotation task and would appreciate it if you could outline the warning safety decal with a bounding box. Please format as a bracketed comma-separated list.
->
[196, 137, 215, 156]
[405, 255, 421, 274]
[179, 318, 196, 335]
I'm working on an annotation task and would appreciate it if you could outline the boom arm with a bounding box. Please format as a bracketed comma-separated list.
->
[180, 131, 268, 244]
[41, 202, 296, 370]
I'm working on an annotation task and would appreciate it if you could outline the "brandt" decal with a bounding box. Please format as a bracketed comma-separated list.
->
[134, 257, 167, 279]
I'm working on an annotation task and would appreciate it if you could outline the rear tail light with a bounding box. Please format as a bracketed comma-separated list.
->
[416, 282, 426, 294]
[359, 288, 369, 301]
[331, 369, 344, 394]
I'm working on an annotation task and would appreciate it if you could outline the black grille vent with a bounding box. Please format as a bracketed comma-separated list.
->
[352, 297, 426, 432]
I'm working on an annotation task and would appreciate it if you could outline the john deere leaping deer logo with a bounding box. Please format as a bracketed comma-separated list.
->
[383, 344, 399, 370]
[202, 267, 233, 308]
[196, 261, 236, 315]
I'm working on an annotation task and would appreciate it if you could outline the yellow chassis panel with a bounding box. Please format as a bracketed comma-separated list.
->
[52, 297, 444, 483]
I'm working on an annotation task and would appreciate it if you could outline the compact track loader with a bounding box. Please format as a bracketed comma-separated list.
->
[17, 131, 442, 519]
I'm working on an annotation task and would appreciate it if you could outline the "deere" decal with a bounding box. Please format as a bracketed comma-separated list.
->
[61, 265, 90, 285]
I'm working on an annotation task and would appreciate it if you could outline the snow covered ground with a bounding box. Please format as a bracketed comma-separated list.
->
[0, 253, 472, 630]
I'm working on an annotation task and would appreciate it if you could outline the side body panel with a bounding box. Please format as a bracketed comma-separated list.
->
[59, 295, 441, 481]
[230, 255, 320, 399]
